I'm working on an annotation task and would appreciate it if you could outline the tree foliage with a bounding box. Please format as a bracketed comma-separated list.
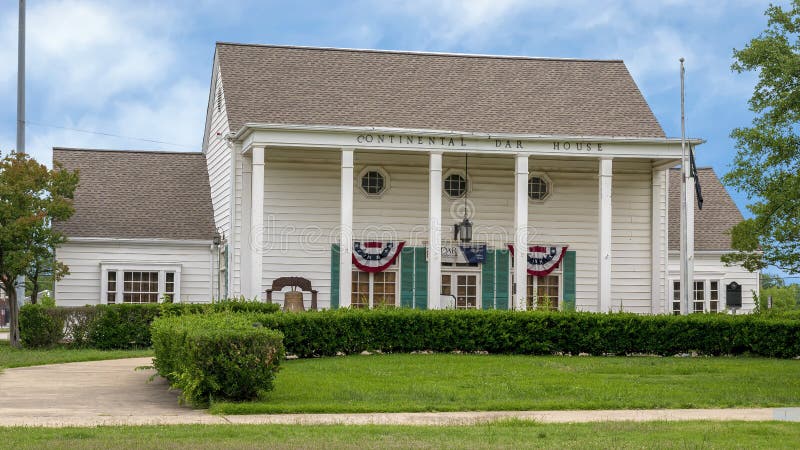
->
[722, 1, 800, 273]
[0, 151, 78, 347]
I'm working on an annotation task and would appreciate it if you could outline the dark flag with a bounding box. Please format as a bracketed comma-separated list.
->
[689, 147, 703, 210]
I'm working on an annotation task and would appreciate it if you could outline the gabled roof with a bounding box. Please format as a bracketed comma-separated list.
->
[52, 148, 216, 241]
[668, 168, 744, 251]
[215, 43, 666, 138]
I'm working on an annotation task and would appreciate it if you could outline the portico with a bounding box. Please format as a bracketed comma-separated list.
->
[236, 124, 694, 312]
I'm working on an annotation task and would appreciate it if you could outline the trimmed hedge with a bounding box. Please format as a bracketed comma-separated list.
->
[250, 309, 800, 359]
[151, 314, 284, 406]
[758, 309, 800, 320]
[19, 299, 280, 349]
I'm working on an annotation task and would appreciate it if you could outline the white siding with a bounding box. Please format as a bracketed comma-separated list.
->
[204, 65, 232, 238]
[245, 148, 656, 311]
[232, 147, 245, 296]
[668, 252, 759, 313]
[651, 168, 668, 314]
[54, 241, 213, 306]
[610, 167, 654, 313]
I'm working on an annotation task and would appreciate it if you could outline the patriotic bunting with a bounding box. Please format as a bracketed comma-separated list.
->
[352, 241, 405, 272]
[507, 244, 569, 276]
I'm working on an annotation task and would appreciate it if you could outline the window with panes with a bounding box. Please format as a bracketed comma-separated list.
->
[672, 279, 721, 314]
[672, 281, 681, 316]
[693, 281, 705, 313]
[360, 170, 387, 196]
[709, 281, 719, 312]
[527, 273, 560, 310]
[351, 268, 398, 308]
[105, 269, 177, 304]
[672, 281, 681, 315]
[440, 273, 479, 309]
[443, 173, 467, 198]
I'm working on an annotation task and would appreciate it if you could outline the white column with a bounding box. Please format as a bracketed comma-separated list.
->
[685, 161, 695, 314]
[514, 154, 529, 310]
[663, 168, 671, 313]
[241, 157, 252, 298]
[651, 168, 664, 314]
[598, 157, 613, 312]
[339, 148, 354, 308]
[428, 151, 443, 309]
[249, 146, 265, 299]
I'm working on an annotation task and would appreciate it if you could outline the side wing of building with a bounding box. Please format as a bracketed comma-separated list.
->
[667, 168, 759, 312]
[53, 148, 219, 305]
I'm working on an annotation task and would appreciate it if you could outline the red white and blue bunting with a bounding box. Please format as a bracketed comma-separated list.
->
[352, 241, 405, 272]
[507, 245, 569, 276]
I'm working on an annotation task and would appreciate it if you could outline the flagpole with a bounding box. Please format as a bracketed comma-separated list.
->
[679, 57, 690, 315]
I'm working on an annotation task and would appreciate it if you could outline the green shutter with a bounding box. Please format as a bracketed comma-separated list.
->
[481, 250, 496, 309]
[413, 247, 428, 309]
[562, 250, 576, 312]
[330, 244, 340, 309]
[400, 247, 415, 308]
[495, 249, 510, 310]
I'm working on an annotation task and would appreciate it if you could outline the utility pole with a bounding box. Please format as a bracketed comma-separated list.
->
[10, 0, 26, 347]
[679, 58, 692, 315]
[17, 0, 25, 154]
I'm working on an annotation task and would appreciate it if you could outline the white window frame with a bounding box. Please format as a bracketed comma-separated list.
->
[350, 269, 400, 308]
[442, 168, 471, 200]
[356, 166, 390, 198]
[100, 263, 182, 304]
[441, 266, 482, 309]
[526, 269, 563, 311]
[670, 277, 724, 314]
[527, 172, 553, 203]
[708, 280, 721, 313]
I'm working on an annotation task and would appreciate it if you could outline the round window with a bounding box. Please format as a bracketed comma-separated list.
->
[444, 173, 467, 198]
[361, 170, 386, 195]
[528, 176, 549, 201]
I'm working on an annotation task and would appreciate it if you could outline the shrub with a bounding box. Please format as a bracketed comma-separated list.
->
[19, 299, 280, 349]
[19, 304, 64, 348]
[88, 304, 161, 349]
[151, 314, 284, 406]
[250, 309, 800, 359]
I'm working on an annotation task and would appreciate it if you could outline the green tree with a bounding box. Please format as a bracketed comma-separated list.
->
[722, 1, 800, 274]
[756, 284, 800, 311]
[0, 151, 78, 347]
[760, 272, 786, 289]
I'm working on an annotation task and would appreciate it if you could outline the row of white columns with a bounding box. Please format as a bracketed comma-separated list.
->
[246, 146, 614, 311]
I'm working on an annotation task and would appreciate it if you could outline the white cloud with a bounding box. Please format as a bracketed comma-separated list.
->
[377, 0, 532, 49]
[0, 1, 201, 165]
[23, 78, 206, 166]
[0, 1, 178, 108]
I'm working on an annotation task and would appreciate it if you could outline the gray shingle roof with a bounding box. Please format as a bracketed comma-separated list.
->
[53, 148, 216, 241]
[216, 43, 666, 138]
[668, 168, 744, 251]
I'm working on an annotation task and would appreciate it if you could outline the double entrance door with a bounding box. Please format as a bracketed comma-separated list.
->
[441, 270, 480, 309]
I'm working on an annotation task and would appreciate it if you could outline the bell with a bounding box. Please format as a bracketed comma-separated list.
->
[283, 290, 305, 312]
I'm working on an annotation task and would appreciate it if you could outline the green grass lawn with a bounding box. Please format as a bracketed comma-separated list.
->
[0, 339, 152, 370]
[1, 421, 799, 449]
[212, 353, 800, 414]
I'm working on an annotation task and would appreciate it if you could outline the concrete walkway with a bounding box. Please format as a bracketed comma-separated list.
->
[0, 357, 799, 427]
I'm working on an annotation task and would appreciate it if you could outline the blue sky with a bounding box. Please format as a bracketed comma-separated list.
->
[0, 2, 787, 248]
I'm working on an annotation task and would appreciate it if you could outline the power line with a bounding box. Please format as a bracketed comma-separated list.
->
[22, 120, 198, 149]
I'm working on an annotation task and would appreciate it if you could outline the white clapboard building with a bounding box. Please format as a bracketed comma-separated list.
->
[54, 43, 758, 312]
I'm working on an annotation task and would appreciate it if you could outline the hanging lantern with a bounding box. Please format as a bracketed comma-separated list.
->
[453, 152, 474, 243]
[459, 217, 473, 243]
